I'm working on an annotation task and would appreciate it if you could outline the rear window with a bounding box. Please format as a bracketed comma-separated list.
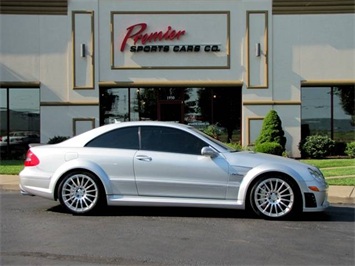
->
[85, 126, 139, 150]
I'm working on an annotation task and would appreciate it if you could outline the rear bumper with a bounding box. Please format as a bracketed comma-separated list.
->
[19, 169, 54, 200]
[20, 184, 34, 196]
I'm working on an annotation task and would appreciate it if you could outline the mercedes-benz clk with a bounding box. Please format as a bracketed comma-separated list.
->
[20, 121, 328, 219]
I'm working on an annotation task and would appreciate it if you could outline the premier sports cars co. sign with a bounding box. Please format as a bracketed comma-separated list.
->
[111, 12, 230, 69]
[120, 22, 221, 53]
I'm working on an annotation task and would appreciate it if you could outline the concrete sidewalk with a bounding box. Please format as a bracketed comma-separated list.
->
[1, 175, 354, 204]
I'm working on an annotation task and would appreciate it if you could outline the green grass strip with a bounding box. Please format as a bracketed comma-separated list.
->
[326, 177, 355, 186]
[0, 160, 24, 175]
[321, 167, 355, 177]
[301, 159, 355, 168]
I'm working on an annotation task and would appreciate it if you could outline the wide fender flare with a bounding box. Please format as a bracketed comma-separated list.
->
[238, 162, 308, 201]
[49, 159, 113, 198]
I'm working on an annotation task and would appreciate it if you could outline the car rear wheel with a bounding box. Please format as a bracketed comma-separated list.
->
[250, 175, 300, 219]
[58, 171, 102, 215]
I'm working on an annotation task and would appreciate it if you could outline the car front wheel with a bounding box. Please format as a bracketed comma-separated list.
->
[58, 171, 103, 215]
[250, 175, 300, 219]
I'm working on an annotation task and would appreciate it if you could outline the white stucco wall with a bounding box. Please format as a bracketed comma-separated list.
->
[0, 15, 69, 102]
[270, 13, 355, 157]
[97, 0, 271, 83]
[1, 0, 354, 156]
[273, 14, 355, 100]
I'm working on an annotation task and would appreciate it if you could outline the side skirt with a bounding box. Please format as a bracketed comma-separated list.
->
[107, 195, 245, 209]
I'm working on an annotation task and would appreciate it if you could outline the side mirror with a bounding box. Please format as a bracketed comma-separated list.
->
[201, 146, 218, 157]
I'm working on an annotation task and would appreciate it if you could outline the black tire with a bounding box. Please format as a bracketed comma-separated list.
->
[249, 174, 301, 220]
[58, 171, 104, 215]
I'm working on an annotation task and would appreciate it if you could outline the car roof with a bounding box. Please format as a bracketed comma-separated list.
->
[57, 121, 194, 147]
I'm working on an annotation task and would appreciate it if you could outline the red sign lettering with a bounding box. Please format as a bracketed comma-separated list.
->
[120, 23, 186, 52]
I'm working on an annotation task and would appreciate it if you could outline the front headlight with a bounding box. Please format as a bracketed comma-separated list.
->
[308, 168, 325, 182]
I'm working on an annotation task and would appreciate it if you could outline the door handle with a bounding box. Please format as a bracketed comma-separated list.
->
[135, 155, 152, 162]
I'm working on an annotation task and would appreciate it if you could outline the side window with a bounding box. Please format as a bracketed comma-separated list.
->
[141, 126, 207, 155]
[85, 126, 139, 149]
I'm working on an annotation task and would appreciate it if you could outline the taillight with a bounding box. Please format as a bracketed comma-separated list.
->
[24, 149, 40, 167]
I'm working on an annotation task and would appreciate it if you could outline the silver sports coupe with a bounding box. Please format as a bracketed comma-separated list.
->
[20, 121, 328, 219]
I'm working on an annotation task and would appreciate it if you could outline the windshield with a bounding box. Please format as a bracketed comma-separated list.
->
[190, 127, 238, 152]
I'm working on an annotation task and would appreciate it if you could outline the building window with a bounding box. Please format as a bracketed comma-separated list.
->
[301, 85, 355, 144]
[0, 87, 40, 159]
[99, 87, 241, 143]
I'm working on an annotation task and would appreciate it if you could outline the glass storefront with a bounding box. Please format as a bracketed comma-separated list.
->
[100, 87, 241, 143]
[0, 88, 40, 159]
[301, 85, 355, 143]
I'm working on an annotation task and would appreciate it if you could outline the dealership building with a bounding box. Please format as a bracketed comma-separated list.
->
[0, 0, 354, 158]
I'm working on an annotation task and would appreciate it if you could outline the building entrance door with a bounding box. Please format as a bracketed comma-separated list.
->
[158, 102, 184, 123]
[157, 88, 184, 123]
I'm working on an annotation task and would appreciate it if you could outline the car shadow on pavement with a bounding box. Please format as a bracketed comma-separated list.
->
[47, 204, 355, 222]
[48, 204, 255, 219]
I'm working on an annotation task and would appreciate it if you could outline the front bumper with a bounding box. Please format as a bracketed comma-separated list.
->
[302, 180, 329, 212]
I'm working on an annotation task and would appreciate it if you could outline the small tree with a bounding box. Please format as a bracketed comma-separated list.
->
[255, 110, 286, 152]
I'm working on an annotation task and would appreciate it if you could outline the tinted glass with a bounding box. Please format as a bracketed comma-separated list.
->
[301, 86, 355, 143]
[184, 87, 241, 143]
[1, 88, 40, 159]
[86, 127, 139, 149]
[99, 87, 242, 145]
[0, 89, 7, 138]
[333, 86, 355, 143]
[141, 126, 207, 155]
[135, 88, 157, 121]
[302, 87, 331, 137]
[100, 88, 129, 124]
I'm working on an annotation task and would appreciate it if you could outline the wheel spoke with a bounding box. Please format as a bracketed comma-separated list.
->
[264, 183, 271, 192]
[279, 201, 289, 209]
[80, 198, 86, 209]
[276, 182, 285, 192]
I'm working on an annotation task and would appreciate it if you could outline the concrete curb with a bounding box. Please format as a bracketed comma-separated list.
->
[1, 175, 354, 204]
[0, 175, 20, 192]
[328, 185, 355, 204]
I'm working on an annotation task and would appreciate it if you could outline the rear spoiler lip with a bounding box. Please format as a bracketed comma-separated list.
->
[28, 143, 46, 148]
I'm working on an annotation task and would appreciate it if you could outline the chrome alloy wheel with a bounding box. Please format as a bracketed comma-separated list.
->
[253, 177, 295, 218]
[60, 173, 99, 214]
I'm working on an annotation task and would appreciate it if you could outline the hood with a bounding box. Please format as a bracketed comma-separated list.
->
[223, 151, 311, 169]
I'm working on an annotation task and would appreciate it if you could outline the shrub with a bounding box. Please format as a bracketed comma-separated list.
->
[254, 142, 284, 156]
[300, 135, 335, 159]
[203, 125, 221, 139]
[47, 136, 70, 144]
[225, 142, 243, 151]
[255, 110, 286, 152]
[345, 142, 355, 158]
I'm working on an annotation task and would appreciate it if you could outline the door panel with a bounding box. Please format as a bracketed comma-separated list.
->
[134, 125, 230, 199]
[134, 151, 229, 199]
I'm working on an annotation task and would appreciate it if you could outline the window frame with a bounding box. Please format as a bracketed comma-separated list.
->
[301, 85, 355, 142]
[85, 126, 140, 150]
[140, 125, 208, 155]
